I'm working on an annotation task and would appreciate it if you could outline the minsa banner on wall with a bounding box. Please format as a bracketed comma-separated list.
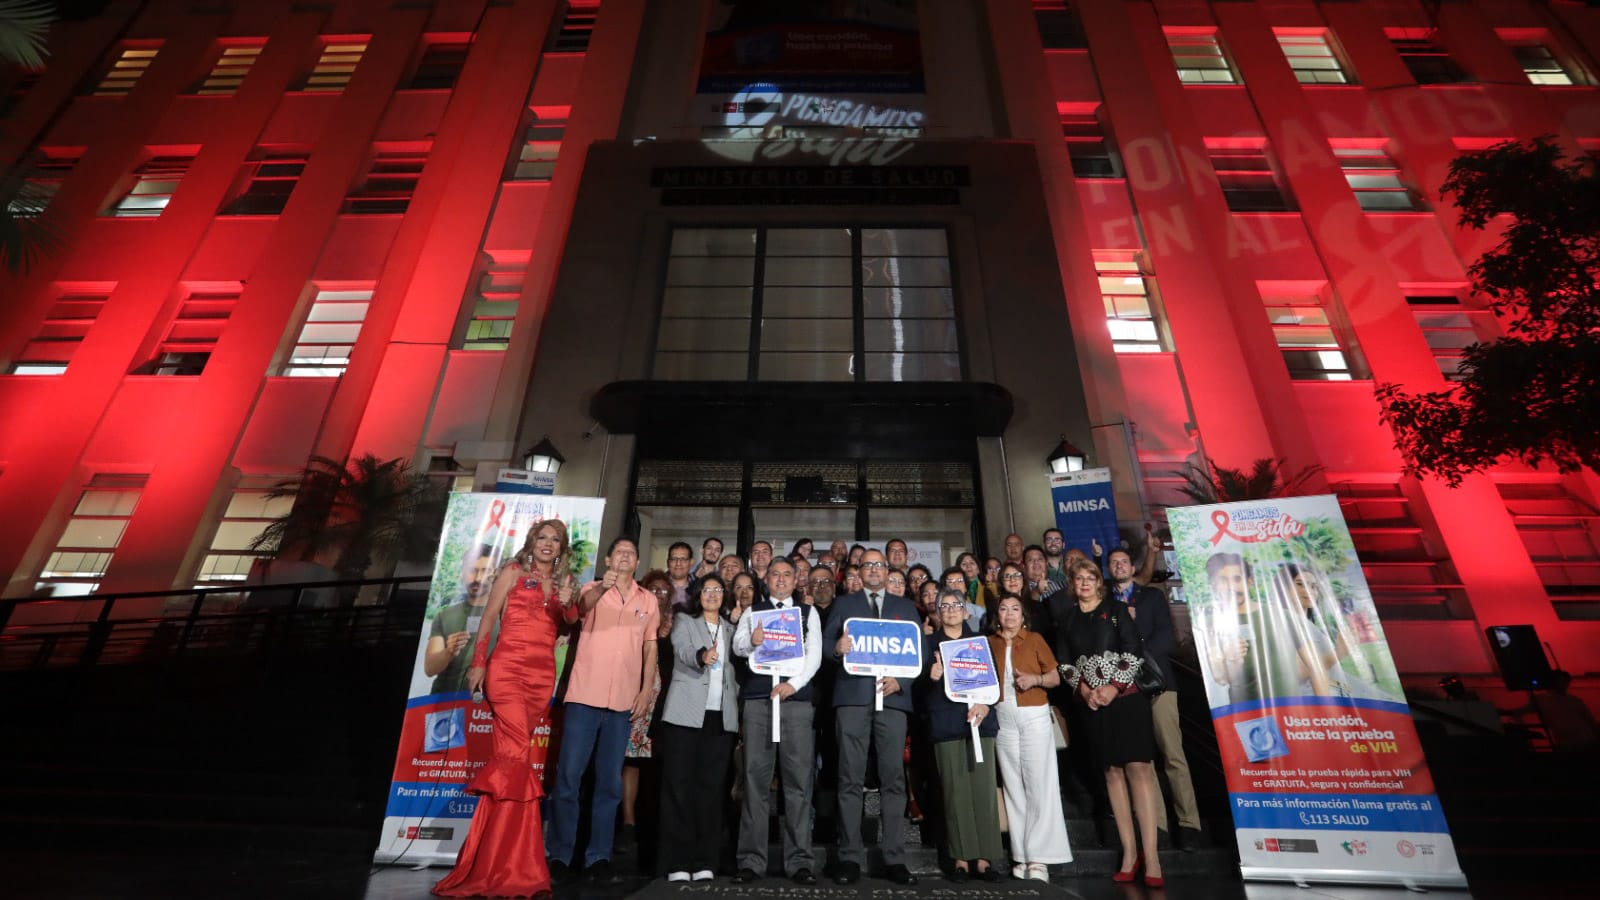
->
[1167, 495, 1466, 888]
[372, 492, 606, 867]
[1049, 468, 1121, 559]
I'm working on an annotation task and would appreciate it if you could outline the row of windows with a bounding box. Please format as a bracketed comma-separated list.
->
[46, 473, 1593, 609]
[9, 285, 375, 377]
[1062, 117, 1424, 212]
[1165, 29, 1583, 88]
[9, 266, 523, 377]
[21, 114, 566, 221]
[656, 227, 1488, 388]
[70, 5, 599, 101]
[37, 480, 290, 595]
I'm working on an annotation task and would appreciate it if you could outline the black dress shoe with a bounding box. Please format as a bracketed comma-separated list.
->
[586, 860, 619, 884]
[732, 868, 760, 884]
[885, 864, 917, 885]
[547, 860, 575, 886]
[1179, 825, 1204, 852]
[791, 869, 816, 885]
[948, 866, 969, 883]
[978, 866, 1004, 883]
[833, 861, 861, 885]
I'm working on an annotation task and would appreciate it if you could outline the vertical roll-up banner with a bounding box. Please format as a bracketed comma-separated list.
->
[373, 492, 606, 866]
[1049, 468, 1120, 557]
[1168, 496, 1466, 888]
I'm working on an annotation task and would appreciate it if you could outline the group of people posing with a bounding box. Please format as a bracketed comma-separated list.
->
[432, 524, 1201, 897]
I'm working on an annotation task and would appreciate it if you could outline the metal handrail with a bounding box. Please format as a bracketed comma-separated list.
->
[0, 575, 433, 670]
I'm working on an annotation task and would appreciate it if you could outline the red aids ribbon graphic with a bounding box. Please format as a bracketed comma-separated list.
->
[1209, 510, 1249, 545]
[487, 500, 506, 530]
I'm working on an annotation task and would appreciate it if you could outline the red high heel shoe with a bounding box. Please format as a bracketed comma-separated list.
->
[1144, 872, 1165, 889]
[1111, 854, 1143, 883]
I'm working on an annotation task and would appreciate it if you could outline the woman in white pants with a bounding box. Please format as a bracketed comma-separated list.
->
[987, 595, 1073, 880]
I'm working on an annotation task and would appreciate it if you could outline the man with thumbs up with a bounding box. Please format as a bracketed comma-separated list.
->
[731, 556, 822, 885]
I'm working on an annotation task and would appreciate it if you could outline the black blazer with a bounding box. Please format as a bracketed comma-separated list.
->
[823, 589, 922, 712]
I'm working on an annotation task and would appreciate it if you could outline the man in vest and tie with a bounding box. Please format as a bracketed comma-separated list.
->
[731, 556, 823, 885]
[823, 549, 921, 885]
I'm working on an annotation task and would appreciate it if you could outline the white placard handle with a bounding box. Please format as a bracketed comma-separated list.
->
[971, 720, 983, 764]
[875, 677, 885, 712]
[772, 692, 781, 743]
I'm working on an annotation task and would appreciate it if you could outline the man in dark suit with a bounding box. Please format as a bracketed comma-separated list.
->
[822, 549, 920, 886]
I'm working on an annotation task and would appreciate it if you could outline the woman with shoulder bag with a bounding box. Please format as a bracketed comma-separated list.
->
[1054, 560, 1163, 888]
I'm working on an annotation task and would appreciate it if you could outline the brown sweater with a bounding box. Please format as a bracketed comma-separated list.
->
[988, 630, 1058, 707]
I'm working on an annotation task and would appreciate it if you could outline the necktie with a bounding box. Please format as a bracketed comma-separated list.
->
[869, 592, 880, 617]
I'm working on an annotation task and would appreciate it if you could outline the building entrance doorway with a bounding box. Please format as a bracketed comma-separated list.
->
[630, 459, 980, 574]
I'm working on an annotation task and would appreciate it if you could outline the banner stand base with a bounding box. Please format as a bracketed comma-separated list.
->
[1240, 866, 1468, 890]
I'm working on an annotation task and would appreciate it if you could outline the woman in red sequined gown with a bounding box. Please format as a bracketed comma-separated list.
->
[435, 520, 578, 898]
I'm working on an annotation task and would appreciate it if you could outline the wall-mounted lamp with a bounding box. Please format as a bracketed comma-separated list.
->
[1046, 436, 1086, 474]
[521, 436, 565, 474]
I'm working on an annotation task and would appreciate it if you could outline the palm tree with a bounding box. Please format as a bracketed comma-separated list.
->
[1, 0, 59, 272]
[250, 454, 447, 580]
[1176, 456, 1325, 505]
[0, 0, 60, 275]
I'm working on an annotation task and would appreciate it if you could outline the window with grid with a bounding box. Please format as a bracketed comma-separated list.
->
[1406, 295, 1490, 381]
[1503, 37, 1577, 85]
[512, 110, 565, 181]
[461, 264, 524, 351]
[1097, 252, 1166, 353]
[1168, 32, 1237, 84]
[198, 488, 293, 584]
[1390, 36, 1466, 84]
[283, 287, 370, 376]
[552, 2, 598, 52]
[1497, 480, 1600, 607]
[8, 150, 76, 216]
[92, 43, 160, 96]
[36, 477, 146, 596]
[1209, 145, 1291, 211]
[106, 155, 192, 218]
[1334, 479, 1468, 619]
[653, 227, 958, 383]
[298, 37, 367, 91]
[221, 148, 308, 215]
[343, 150, 426, 214]
[1261, 290, 1355, 380]
[407, 37, 471, 90]
[1334, 146, 1421, 211]
[1061, 109, 1119, 178]
[1034, 1, 1085, 50]
[10, 289, 110, 374]
[193, 41, 264, 95]
[1276, 32, 1350, 84]
[140, 290, 237, 375]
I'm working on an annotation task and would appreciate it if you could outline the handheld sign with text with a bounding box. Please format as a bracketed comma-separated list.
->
[748, 608, 806, 676]
[940, 637, 1000, 762]
[940, 637, 1000, 704]
[843, 618, 923, 711]
[749, 608, 806, 743]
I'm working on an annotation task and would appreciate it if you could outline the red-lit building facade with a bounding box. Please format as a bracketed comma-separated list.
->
[2, 0, 1598, 697]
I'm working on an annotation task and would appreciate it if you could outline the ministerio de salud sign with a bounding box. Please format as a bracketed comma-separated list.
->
[651, 165, 968, 206]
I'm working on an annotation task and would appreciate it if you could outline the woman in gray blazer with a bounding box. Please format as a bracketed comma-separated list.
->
[656, 576, 740, 882]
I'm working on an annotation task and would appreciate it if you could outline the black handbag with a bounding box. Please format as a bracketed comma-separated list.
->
[1134, 649, 1167, 696]
[1110, 607, 1167, 696]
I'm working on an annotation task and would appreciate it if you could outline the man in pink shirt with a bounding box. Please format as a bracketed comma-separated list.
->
[545, 536, 659, 885]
